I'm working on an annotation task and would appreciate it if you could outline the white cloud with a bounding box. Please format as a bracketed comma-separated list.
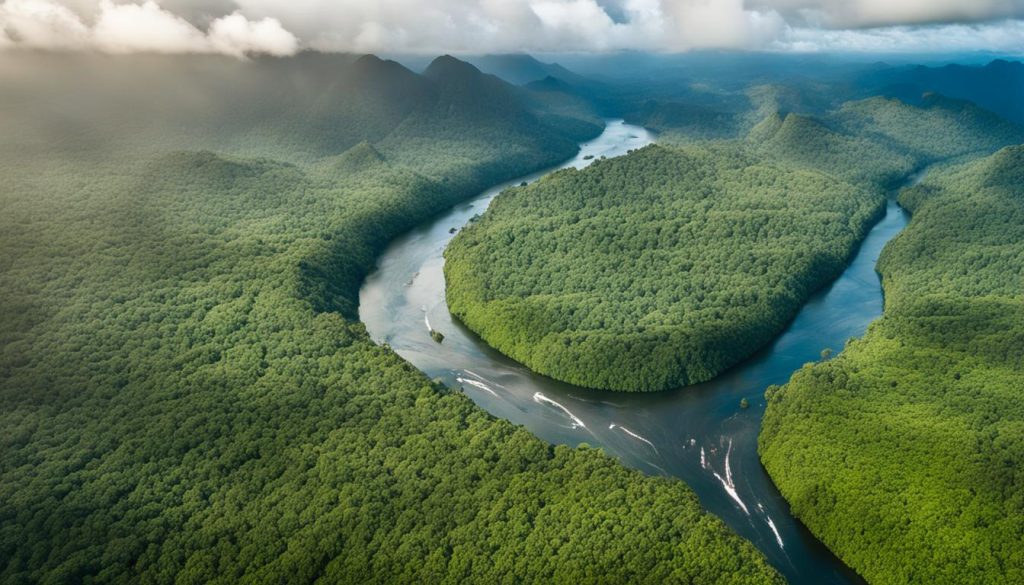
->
[0, 0, 90, 49]
[233, 0, 786, 53]
[777, 18, 1024, 54]
[662, 0, 785, 50]
[230, 0, 1024, 53]
[208, 11, 297, 56]
[0, 0, 298, 56]
[0, 0, 1021, 54]
[92, 0, 208, 53]
[752, 0, 1024, 28]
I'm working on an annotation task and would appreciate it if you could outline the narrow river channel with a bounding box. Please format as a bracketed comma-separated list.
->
[359, 120, 910, 584]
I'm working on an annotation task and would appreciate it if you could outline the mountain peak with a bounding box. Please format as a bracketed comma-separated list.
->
[424, 55, 482, 80]
[351, 53, 414, 78]
[354, 54, 384, 66]
[525, 75, 571, 92]
[325, 141, 386, 174]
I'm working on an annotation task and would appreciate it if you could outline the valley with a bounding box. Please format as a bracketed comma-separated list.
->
[1, 39, 1022, 585]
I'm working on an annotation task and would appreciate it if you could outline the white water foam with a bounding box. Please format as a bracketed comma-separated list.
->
[464, 370, 508, 390]
[533, 392, 586, 429]
[609, 423, 658, 453]
[757, 503, 785, 549]
[709, 439, 749, 515]
[456, 376, 498, 397]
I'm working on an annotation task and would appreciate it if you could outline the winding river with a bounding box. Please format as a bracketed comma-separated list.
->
[359, 120, 909, 584]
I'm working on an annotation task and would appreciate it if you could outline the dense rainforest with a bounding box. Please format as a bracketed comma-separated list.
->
[443, 91, 1023, 392]
[759, 146, 1024, 584]
[444, 143, 884, 391]
[0, 53, 783, 583]
[5, 46, 1023, 584]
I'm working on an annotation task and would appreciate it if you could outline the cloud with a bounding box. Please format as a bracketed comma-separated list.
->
[777, 18, 1024, 53]
[208, 12, 296, 56]
[662, 0, 785, 50]
[234, 0, 783, 52]
[0, 0, 1021, 54]
[0, 0, 90, 49]
[752, 0, 1024, 28]
[0, 0, 298, 56]
[92, 0, 208, 53]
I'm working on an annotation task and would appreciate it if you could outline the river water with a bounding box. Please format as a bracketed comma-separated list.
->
[359, 120, 909, 584]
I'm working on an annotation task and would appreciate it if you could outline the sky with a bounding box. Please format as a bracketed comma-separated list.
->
[0, 0, 1021, 57]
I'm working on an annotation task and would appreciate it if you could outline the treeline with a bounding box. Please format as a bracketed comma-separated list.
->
[759, 146, 1024, 584]
[0, 54, 783, 583]
[444, 143, 884, 391]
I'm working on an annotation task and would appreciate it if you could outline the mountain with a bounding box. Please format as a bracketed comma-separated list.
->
[834, 93, 1024, 161]
[748, 112, 916, 186]
[857, 59, 1024, 125]
[465, 53, 588, 86]
[0, 52, 602, 172]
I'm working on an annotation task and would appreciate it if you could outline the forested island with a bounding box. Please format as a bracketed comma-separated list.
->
[444, 143, 883, 391]
[759, 146, 1024, 584]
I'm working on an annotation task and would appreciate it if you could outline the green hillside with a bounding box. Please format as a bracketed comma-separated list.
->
[760, 146, 1024, 584]
[749, 94, 1024, 186]
[747, 112, 916, 186]
[444, 144, 883, 391]
[833, 94, 1024, 161]
[0, 54, 782, 583]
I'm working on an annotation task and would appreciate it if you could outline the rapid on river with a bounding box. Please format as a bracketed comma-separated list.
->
[359, 120, 910, 584]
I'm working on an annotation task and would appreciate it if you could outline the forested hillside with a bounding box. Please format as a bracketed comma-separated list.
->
[749, 94, 1024, 186]
[0, 54, 783, 583]
[760, 146, 1024, 584]
[444, 144, 883, 391]
[833, 94, 1024, 160]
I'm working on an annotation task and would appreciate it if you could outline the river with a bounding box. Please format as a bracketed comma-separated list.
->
[359, 120, 909, 584]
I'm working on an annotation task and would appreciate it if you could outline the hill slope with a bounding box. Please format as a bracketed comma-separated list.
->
[748, 112, 916, 186]
[833, 94, 1024, 160]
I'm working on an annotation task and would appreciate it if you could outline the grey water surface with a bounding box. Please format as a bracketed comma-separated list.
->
[360, 120, 910, 584]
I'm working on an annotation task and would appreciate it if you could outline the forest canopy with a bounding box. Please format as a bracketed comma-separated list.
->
[759, 146, 1024, 585]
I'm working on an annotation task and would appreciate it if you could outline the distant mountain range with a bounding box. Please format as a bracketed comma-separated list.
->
[857, 59, 1024, 125]
[0, 52, 602, 165]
